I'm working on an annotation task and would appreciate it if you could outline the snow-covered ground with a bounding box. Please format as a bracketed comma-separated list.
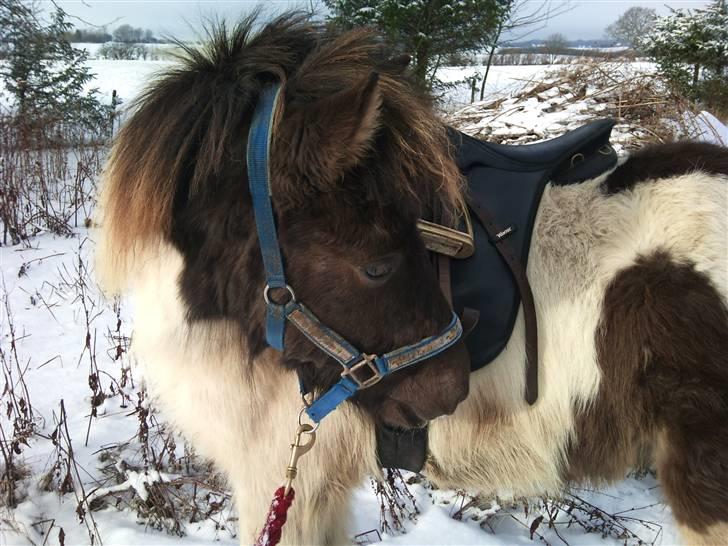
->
[439, 65, 548, 107]
[1, 58, 724, 546]
[0, 230, 682, 546]
[86, 60, 172, 106]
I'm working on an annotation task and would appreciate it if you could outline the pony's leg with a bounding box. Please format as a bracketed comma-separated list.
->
[632, 257, 728, 546]
[230, 468, 354, 545]
[656, 427, 728, 546]
[225, 401, 377, 545]
[192, 392, 374, 545]
[653, 274, 728, 546]
[596, 249, 728, 545]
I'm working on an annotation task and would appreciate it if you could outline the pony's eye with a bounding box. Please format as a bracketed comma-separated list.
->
[365, 261, 393, 280]
[361, 254, 401, 282]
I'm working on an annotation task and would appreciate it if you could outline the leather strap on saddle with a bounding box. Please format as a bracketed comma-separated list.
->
[439, 254, 480, 337]
[375, 218, 481, 473]
[467, 196, 539, 404]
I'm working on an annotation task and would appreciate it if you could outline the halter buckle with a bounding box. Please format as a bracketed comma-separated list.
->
[342, 354, 383, 389]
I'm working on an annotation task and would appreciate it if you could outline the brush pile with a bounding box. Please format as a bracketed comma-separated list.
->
[446, 61, 726, 150]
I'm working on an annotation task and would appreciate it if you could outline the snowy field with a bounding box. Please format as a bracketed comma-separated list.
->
[439, 64, 548, 108]
[1, 58, 721, 546]
[86, 60, 173, 106]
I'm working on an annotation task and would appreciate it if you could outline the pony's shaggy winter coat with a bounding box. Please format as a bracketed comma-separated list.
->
[97, 15, 728, 546]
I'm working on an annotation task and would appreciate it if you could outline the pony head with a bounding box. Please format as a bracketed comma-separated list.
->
[98, 14, 470, 429]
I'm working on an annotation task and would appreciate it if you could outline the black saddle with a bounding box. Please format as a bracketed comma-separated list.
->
[451, 118, 617, 370]
[376, 119, 618, 473]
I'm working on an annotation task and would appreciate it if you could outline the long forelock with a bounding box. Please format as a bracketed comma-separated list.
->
[285, 29, 464, 215]
[96, 12, 463, 293]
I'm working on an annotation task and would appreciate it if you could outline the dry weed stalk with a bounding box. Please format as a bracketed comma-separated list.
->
[83, 387, 235, 538]
[0, 110, 105, 246]
[370, 469, 420, 535]
[0, 280, 36, 507]
[439, 486, 663, 546]
[38, 399, 103, 545]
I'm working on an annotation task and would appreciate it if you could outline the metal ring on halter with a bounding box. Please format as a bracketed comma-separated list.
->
[263, 284, 296, 306]
[298, 406, 319, 432]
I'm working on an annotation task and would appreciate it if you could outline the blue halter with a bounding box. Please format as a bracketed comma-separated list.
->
[246, 83, 463, 423]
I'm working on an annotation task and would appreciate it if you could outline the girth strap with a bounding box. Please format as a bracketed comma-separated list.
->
[467, 196, 539, 405]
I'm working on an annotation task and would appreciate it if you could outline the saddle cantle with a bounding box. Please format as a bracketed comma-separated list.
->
[450, 118, 617, 371]
[377, 119, 617, 473]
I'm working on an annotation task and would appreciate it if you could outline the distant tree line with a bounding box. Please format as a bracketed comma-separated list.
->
[98, 42, 158, 60]
[62, 24, 163, 44]
[59, 24, 167, 61]
[110, 24, 161, 43]
[64, 28, 112, 43]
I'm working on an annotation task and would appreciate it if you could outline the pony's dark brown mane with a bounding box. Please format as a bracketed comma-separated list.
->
[99, 13, 462, 290]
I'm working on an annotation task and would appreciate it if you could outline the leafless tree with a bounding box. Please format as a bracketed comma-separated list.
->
[605, 7, 657, 51]
[479, 0, 573, 100]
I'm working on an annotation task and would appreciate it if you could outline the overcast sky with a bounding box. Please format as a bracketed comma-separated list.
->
[51, 0, 712, 41]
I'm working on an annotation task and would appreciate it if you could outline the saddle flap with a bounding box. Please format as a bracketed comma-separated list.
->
[447, 119, 617, 370]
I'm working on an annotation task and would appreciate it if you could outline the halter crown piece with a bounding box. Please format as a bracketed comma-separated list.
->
[247, 83, 463, 423]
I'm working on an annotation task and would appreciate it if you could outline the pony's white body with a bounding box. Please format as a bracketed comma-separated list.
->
[117, 169, 728, 545]
[129, 250, 377, 544]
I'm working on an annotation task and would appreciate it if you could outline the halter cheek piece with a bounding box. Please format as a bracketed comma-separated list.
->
[247, 83, 463, 423]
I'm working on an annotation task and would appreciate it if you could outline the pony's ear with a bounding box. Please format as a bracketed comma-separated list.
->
[276, 71, 382, 190]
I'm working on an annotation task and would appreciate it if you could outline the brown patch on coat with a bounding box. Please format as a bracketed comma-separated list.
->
[99, 13, 471, 429]
[603, 141, 728, 195]
[568, 250, 728, 532]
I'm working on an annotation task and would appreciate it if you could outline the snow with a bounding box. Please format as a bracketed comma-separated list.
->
[71, 42, 105, 58]
[438, 65, 549, 108]
[694, 111, 728, 146]
[85, 59, 173, 106]
[1, 56, 725, 546]
[0, 59, 173, 112]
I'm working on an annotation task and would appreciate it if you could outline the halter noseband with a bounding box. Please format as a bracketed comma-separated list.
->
[247, 83, 463, 423]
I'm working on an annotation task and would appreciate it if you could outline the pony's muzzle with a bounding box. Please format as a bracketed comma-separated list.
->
[387, 340, 470, 425]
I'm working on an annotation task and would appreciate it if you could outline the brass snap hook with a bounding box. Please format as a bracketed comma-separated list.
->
[284, 423, 316, 495]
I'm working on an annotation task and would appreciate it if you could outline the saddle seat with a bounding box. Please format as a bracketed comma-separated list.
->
[476, 120, 617, 166]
